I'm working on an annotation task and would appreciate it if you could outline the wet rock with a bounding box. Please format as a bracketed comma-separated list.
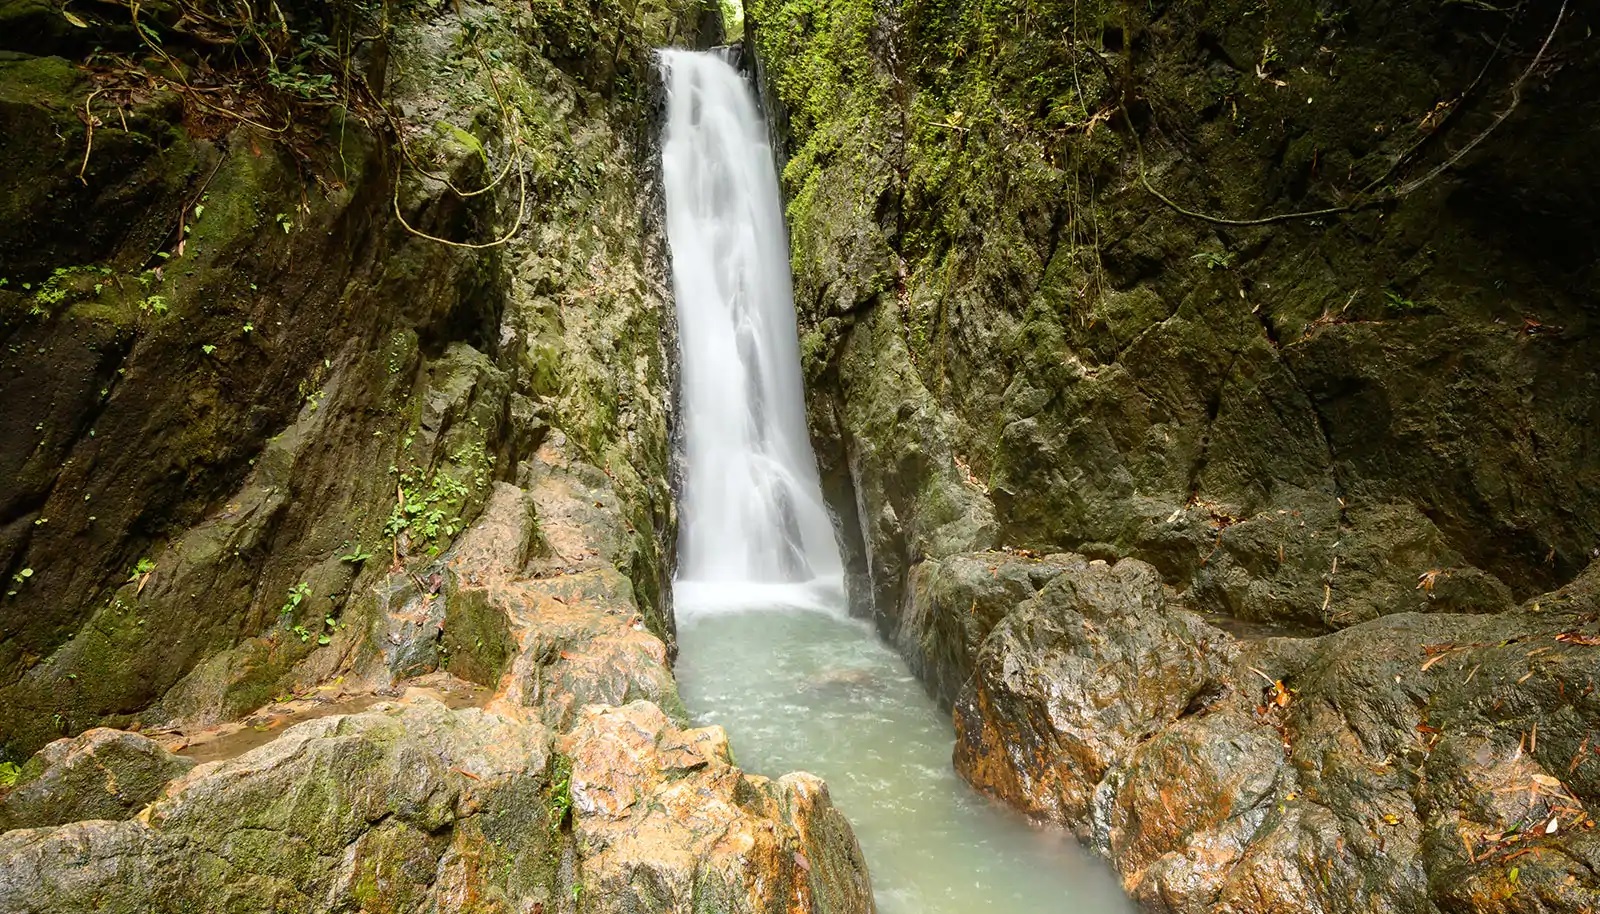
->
[0, 728, 194, 831]
[900, 550, 1083, 707]
[1108, 710, 1286, 912]
[953, 557, 1600, 913]
[953, 556, 1231, 831]
[560, 701, 876, 914]
[492, 569, 683, 730]
[0, 695, 877, 914]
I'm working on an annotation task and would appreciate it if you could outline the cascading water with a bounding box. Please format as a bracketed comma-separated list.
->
[659, 50, 1130, 914]
[659, 49, 843, 614]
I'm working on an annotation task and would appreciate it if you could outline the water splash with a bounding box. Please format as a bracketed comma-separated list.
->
[659, 49, 843, 614]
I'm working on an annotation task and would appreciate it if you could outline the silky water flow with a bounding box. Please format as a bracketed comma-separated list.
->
[659, 48, 1130, 914]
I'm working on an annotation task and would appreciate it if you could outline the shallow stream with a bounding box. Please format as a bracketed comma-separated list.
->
[676, 601, 1131, 914]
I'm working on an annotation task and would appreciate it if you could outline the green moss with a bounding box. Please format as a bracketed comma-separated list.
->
[0, 54, 83, 106]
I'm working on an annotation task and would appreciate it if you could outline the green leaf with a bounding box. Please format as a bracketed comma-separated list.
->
[63, 10, 88, 28]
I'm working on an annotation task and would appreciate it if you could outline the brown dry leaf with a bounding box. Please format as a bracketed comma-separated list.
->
[1417, 569, 1442, 594]
[1556, 631, 1600, 646]
[1422, 651, 1453, 672]
[1271, 681, 1292, 708]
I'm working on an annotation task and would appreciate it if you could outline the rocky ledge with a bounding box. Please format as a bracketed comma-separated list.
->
[0, 434, 875, 914]
[910, 550, 1600, 913]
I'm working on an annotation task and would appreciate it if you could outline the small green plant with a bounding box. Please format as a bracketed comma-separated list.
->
[139, 294, 169, 316]
[1191, 251, 1235, 271]
[26, 265, 111, 317]
[384, 468, 469, 552]
[127, 558, 155, 583]
[201, 344, 216, 355]
[318, 615, 342, 646]
[1384, 290, 1423, 312]
[5, 567, 32, 598]
[339, 543, 373, 564]
[275, 213, 294, 234]
[280, 582, 311, 617]
[548, 755, 574, 829]
[0, 761, 20, 788]
[241, 322, 254, 335]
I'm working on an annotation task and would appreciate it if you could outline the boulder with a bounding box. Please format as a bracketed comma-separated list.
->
[560, 701, 876, 914]
[899, 550, 1083, 707]
[951, 556, 1600, 913]
[0, 728, 194, 831]
[953, 556, 1231, 832]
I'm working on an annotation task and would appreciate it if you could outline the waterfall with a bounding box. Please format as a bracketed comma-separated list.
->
[659, 49, 844, 617]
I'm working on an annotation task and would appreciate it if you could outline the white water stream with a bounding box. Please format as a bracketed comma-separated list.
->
[660, 49, 1130, 914]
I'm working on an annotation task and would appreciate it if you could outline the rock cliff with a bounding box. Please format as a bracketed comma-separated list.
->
[0, 1, 874, 911]
[747, 0, 1600, 909]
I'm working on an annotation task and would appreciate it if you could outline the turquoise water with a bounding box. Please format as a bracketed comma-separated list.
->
[674, 604, 1132, 914]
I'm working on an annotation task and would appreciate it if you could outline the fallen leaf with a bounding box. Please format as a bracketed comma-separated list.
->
[1417, 569, 1442, 594]
[1422, 651, 1453, 672]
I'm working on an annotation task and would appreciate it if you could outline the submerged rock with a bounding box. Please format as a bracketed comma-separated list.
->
[0, 728, 194, 831]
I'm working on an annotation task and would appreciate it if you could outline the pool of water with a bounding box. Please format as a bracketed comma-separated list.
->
[674, 602, 1132, 914]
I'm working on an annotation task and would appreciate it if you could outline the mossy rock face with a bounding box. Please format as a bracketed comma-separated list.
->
[0, 699, 561, 913]
[0, 0, 719, 758]
[750, 1, 1600, 907]
[748, 0, 1600, 629]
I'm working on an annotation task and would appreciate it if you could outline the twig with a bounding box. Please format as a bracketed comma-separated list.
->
[1127, 114, 1357, 226]
[391, 151, 526, 250]
[152, 153, 227, 266]
[1361, 1, 1526, 195]
[77, 88, 105, 184]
